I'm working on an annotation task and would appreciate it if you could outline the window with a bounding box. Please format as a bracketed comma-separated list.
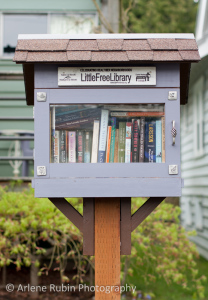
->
[49, 103, 165, 164]
[193, 77, 204, 157]
[3, 14, 47, 56]
[1, 13, 97, 57]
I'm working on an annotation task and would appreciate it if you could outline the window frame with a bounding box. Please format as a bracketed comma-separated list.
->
[0, 11, 98, 59]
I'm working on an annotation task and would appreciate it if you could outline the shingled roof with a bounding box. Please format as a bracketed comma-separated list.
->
[13, 34, 200, 105]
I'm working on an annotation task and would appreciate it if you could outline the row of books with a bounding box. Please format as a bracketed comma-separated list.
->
[51, 109, 165, 163]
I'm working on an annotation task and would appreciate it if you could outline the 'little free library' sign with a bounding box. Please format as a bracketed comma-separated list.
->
[58, 67, 156, 86]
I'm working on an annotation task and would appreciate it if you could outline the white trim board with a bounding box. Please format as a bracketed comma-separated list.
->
[18, 33, 195, 40]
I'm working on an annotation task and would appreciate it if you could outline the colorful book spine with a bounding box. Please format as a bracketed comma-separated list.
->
[132, 120, 139, 162]
[156, 119, 162, 163]
[125, 122, 132, 163]
[84, 131, 91, 163]
[91, 120, 100, 163]
[144, 120, 156, 163]
[109, 117, 116, 163]
[118, 122, 126, 163]
[68, 131, 76, 163]
[162, 117, 165, 163]
[77, 131, 84, 163]
[114, 129, 119, 163]
[54, 131, 60, 163]
[60, 130, 67, 163]
[111, 111, 164, 117]
[139, 117, 145, 162]
[106, 126, 112, 163]
[98, 109, 109, 163]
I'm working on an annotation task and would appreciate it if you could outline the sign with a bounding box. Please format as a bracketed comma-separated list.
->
[58, 67, 156, 86]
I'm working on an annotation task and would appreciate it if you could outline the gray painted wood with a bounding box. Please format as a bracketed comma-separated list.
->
[33, 177, 182, 198]
[35, 64, 180, 89]
[33, 62, 182, 197]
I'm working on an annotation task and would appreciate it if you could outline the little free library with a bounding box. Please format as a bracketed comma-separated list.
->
[14, 33, 200, 299]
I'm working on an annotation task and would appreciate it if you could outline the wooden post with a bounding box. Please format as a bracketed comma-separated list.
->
[95, 198, 120, 299]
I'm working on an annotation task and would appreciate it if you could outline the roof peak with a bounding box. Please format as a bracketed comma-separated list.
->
[18, 33, 195, 40]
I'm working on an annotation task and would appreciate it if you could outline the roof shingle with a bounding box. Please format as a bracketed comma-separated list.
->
[97, 39, 123, 50]
[17, 39, 69, 51]
[67, 40, 98, 51]
[27, 52, 68, 62]
[91, 51, 128, 61]
[148, 38, 178, 50]
[66, 51, 91, 61]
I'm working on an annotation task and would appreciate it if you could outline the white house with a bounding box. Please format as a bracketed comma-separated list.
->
[180, 0, 208, 259]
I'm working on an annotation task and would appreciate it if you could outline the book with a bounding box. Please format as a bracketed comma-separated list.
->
[54, 131, 60, 163]
[109, 117, 117, 163]
[77, 131, 84, 163]
[91, 120, 100, 163]
[132, 120, 139, 162]
[156, 119, 162, 163]
[104, 104, 164, 112]
[106, 126, 112, 163]
[55, 117, 96, 130]
[51, 106, 56, 163]
[111, 111, 164, 117]
[68, 131, 76, 163]
[139, 117, 145, 162]
[118, 122, 126, 163]
[60, 130, 67, 163]
[56, 107, 101, 125]
[144, 119, 156, 163]
[125, 122, 132, 163]
[98, 109, 109, 163]
[161, 116, 165, 163]
[114, 129, 119, 163]
[84, 131, 92, 163]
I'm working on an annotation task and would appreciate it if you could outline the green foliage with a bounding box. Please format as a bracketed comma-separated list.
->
[121, 198, 206, 299]
[121, 0, 198, 33]
[0, 185, 91, 283]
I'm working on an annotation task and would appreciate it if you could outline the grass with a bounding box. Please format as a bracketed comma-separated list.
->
[126, 256, 208, 300]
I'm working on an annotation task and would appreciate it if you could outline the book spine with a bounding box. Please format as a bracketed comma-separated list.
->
[54, 131, 60, 163]
[118, 122, 126, 163]
[156, 120, 162, 163]
[144, 120, 156, 163]
[68, 131, 76, 163]
[60, 130, 67, 163]
[51, 106, 56, 163]
[84, 131, 91, 163]
[106, 126, 112, 163]
[77, 131, 84, 163]
[139, 117, 145, 162]
[162, 116, 165, 163]
[114, 129, 119, 163]
[56, 108, 100, 124]
[132, 120, 139, 162]
[125, 122, 132, 163]
[91, 120, 100, 163]
[111, 111, 164, 117]
[98, 110, 109, 163]
[55, 117, 96, 130]
[109, 117, 116, 163]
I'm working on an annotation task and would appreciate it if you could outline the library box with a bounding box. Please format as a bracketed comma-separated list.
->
[14, 34, 200, 198]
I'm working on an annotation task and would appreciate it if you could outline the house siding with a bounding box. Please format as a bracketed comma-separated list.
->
[180, 69, 208, 259]
[0, 1, 99, 178]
